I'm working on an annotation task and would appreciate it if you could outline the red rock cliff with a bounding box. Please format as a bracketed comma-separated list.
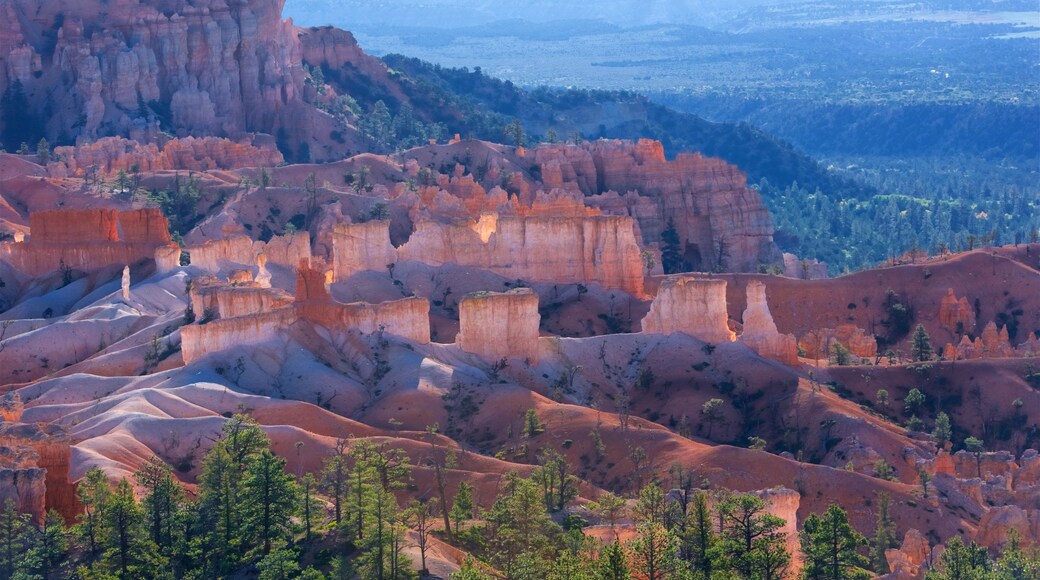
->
[457, 289, 541, 363]
[0, 0, 343, 160]
[534, 140, 782, 272]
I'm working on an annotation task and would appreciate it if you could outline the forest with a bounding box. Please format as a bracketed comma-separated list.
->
[2, 415, 1038, 579]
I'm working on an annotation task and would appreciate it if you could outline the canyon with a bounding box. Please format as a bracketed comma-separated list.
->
[0, 0, 1036, 578]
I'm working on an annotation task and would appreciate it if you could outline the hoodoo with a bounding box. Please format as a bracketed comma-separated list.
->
[457, 288, 541, 363]
[641, 277, 735, 343]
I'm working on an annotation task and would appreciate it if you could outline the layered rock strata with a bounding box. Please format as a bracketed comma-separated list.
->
[181, 259, 430, 363]
[799, 324, 878, 362]
[0, 423, 78, 524]
[457, 289, 541, 363]
[54, 136, 284, 176]
[189, 232, 310, 275]
[535, 139, 782, 272]
[0, 0, 311, 147]
[739, 281, 799, 366]
[641, 277, 735, 343]
[333, 216, 646, 297]
[1, 208, 178, 275]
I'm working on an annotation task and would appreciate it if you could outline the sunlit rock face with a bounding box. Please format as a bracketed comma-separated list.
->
[334, 216, 646, 297]
[1, 208, 176, 276]
[642, 276, 735, 343]
[536, 139, 783, 272]
[740, 281, 799, 366]
[457, 288, 541, 363]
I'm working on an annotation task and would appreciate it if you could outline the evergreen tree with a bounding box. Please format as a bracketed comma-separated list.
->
[661, 217, 686, 274]
[101, 478, 161, 579]
[482, 474, 560, 579]
[320, 439, 350, 528]
[871, 493, 898, 574]
[75, 466, 112, 566]
[683, 491, 717, 580]
[136, 456, 184, 555]
[933, 412, 953, 448]
[300, 472, 318, 542]
[717, 494, 791, 580]
[911, 324, 934, 362]
[800, 503, 871, 579]
[630, 522, 682, 580]
[0, 498, 31, 578]
[534, 448, 578, 512]
[449, 481, 475, 537]
[924, 536, 989, 580]
[243, 449, 299, 555]
[21, 509, 69, 579]
[598, 539, 631, 580]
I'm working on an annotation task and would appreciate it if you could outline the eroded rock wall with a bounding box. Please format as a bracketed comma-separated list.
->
[0, 0, 305, 145]
[1, 209, 176, 275]
[189, 233, 310, 274]
[394, 216, 645, 296]
[55, 136, 284, 176]
[535, 139, 782, 272]
[181, 307, 297, 364]
[457, 289, 540, 363]
[641, 277, 735, 343]
[740, 281, 799, 366]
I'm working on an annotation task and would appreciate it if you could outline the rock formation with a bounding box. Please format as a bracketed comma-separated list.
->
[0, 423, 78, 524]
[457, 289, 541, 363]
[332, 221, 398, 281]
[783, 253, 828, 280]
[641, 277, 735, 343]
[121, 266, 131, 301]
[190, 277, 294, 321]
[1, 208, 178, 275]
[189, 232, 310, 276]
[942, 322, 1017, 360]
[535, 139, 782, 272]
[181, 308, 297, 364]
[799, 324, 877, 362]
[884, 529, 932, 578]
[335, 216, 647, 296]
[54, 136, 284, 176]
[295, 260, 431, 345]
[255, 254, 273, 289]
[740, 281, 799, 365]
[181, 259, 430, 363]
[938, 288, 976, 335]
[0, 0, 341, 158]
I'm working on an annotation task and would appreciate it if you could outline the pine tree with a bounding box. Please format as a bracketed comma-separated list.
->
[924, 537, 989, 580]
[300, 473, 318, 542]
[75, 466, 112, 566]
[801, 503, 871, 579]
[684, 491, 717, 580]
[0, 498, 31, 578]
[630, 521, 682, 580]
[932, 412, 953, 448]
[911, 324, 933, 362]
[450, 481, 474, 537]
[19, 509, 69, 578]
[598, 539, 631, 580]
[320, 439, 350, 528]
[483, 474, 560, 578]
[871, 492, 898, 573]
[242, 449, 299, 555]
[717, 494, 791, 580]
[101, 478, 160, 579]
[137, 456, 184, 555]
[661, 217, 685, 274]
